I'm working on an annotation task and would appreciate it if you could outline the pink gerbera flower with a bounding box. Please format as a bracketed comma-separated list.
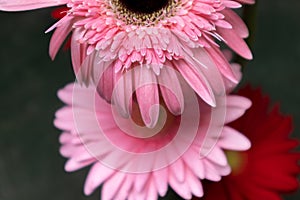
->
[54, 81, 252, 200]
[1, 0, 254, 126]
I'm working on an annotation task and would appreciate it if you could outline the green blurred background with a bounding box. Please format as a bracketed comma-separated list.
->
[0, 0, 299, 199]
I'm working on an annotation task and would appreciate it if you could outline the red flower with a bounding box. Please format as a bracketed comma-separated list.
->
[194, 85, 300, 200]
[51, 6, 68, 19]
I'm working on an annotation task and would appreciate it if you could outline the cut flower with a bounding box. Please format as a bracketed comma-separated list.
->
[54, 82, 252, 200]
[1, 0, 254, 122]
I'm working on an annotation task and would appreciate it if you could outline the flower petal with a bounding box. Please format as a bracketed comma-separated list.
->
[157, 65, 184, 115]
[0, 0, 67, 11]
[174, 60, 216, 107]
[218, 126, 251, 151]
[134, 66, 160, 128]
[218, 27, 253, 60]
[225, 95, 252, 123]
[49, 16, 73, 60]
[222, 9, 249, 38]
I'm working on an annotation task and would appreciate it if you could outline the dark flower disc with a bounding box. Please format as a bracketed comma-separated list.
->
[119, 0, 169, 14]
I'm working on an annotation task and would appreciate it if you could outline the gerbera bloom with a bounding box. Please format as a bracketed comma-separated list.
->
[193, 86, 300, 200]
[54, 81, 252, 200]
[1, 0, 254, 126]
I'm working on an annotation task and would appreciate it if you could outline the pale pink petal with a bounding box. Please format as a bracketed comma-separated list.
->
[218, 27, 253, 60]
[64, 158, 94, 172]
[134, 173, 150, 192]
[111, 69, 133, 118]
[134, 66, 160, 128]
[207, 147, 228, 166]
[144, 178, 158, 200]
[71, 30, 88, 82]
[224, 63, 242, 92]
[102, 173, 126, 200]
[84, 163, 115, 195]
[59, 132, 73, 144]
[218, 126, 251, 151]
[56, 83, 73, 105]
[79, 52, 97, 85]
[169, 173, 193, 200]
[184, 151, 205, 179]
[49, 16, 73, 60]
[213, 163, 232, 176]
[225, 95, 252, 123]
[96, 62, 115, 102]
[0, 0, 67, 11]
[157, 65, 184, 115]
[170, 159, 185, 183]
[174, 60, 216, 107]
[185, 169, 204, 198]
[236, 0, 255, 4]
[206, 45, 238, 84]
[59, 144, 77, 157]
[203, 160, 222, 181]
[153, 168, 168, 197]
[222, 9, 249, 38]
[187, 48, 226, 95]
[114, 175, 134, 200]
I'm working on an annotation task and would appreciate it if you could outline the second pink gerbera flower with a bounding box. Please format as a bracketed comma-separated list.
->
[54, 81, 252, 200]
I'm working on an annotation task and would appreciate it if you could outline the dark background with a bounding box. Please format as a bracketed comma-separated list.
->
[0, 0, 299, 199]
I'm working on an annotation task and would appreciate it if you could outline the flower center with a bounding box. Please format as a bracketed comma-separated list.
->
[110, 0, 179, 26]
[119, 0, 169, 14]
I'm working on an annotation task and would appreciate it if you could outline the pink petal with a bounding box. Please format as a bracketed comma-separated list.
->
[111, 69, 133, 118]
[64, 158, 94, 172]
[185, 169, 203, 197]
[134, 66, 160, 128]
[84, 163, 115, 195]
[57, 83, 73, 105]
[170, 159, 185, 183]
[114, 175, 134, 200]
[218, 126, 251, 151]
[236, 0, 255, 4]
[174, 60, 216, 107]
[225, 95, 252, 123]
[203, 160, 222, 181]
[79, 52, 96, 85]
[224, 63, 242, 92]
[207, 147, 228, 166]
[184, 151, 205, 179]
[157, 65, 184, 115]
[218, 27, 253, 60]
[222, 9, 249, 38]
[146, 179, 158, 200]
[96, 62, 115, 102]
[134, 173, 150, 192]
[169, 173, 192, 199]
[206, 45, 238, 83]
[0, 0, 67, 11]
[223, 0, 241, 8]
[49, 16, 73, 60]
[71, 31, 88, 82]
[192, 48, 226, 95]
[153, 168, 168, 196]
[102, 173, 126, 200]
